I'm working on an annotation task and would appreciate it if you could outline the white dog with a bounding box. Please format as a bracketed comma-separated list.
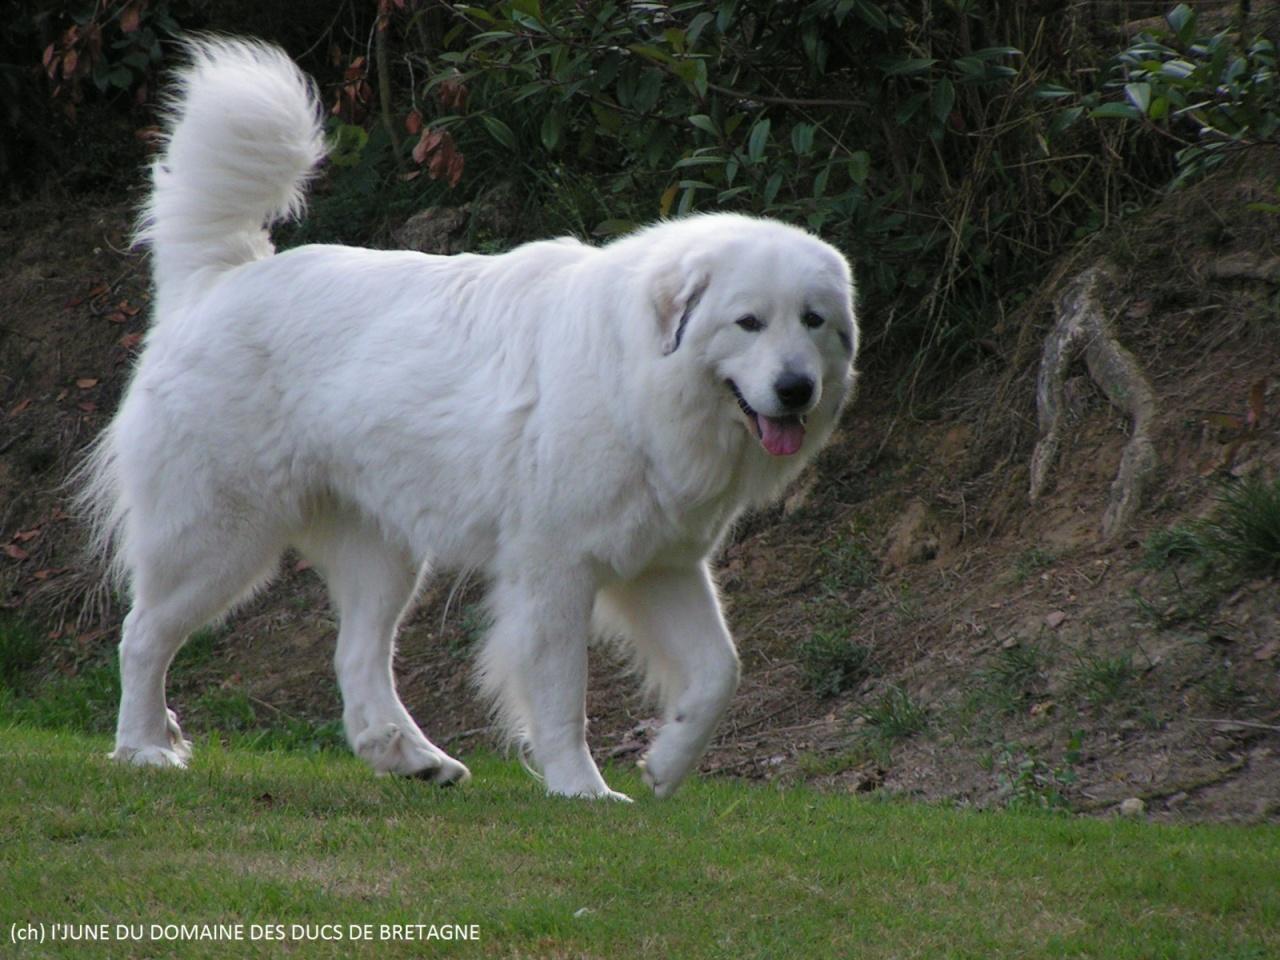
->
[79, 39, 858, 800]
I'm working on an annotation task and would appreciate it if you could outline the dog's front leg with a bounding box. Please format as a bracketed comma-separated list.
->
[479, 565, 629, 801]
[600, 564, 740, 798]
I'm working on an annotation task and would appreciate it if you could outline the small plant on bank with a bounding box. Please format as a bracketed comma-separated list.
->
[798, 631, 874, 698]
[860, 684, 929, 740]
[1069, 652, 1139, 706]
[1138, 474, 1280, 624]
[1198, 473, 1280, 577]
[976, 642, 1049, 716]
[1142, 523, 1208, 570]
[995, 730, 1083, 811]
[1011, 547, 1056, 583]
[818, 535, 876, 596]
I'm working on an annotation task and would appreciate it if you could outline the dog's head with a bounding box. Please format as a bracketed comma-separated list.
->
[651, 215, 857, 458]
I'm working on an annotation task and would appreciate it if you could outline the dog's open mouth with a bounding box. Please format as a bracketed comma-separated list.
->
[726, 380, 805, 457]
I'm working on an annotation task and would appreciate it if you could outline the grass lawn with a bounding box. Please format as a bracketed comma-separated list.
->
[2, 724, 1276, 959]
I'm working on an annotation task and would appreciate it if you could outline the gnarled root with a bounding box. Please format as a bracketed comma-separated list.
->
[1029, 264, 1158, 542]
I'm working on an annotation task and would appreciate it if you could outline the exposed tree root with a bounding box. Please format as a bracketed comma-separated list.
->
[1029, 264, 1159, 542]
[1201, 251, 1280, 283]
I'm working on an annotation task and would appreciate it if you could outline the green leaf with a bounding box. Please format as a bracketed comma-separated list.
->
[953, 56, 986, 81]
[593, 104, 623, 134]
[687, 11, 714, 47]
[763, 171, 783, 206]
[716, 0, 737, 34]
[973, 46, 1022, 60]
[510, 11, 546, 32]
[1090, 102, 1141, 120]
[629, 43, 674, 65]
[790, 122, 815, 156]
[677, 184, 696, 216]
[510, 0, 542, 22]
[747, 117, 770, 164]
[1149, 96, 1169, 121]
[1160, 59, 1196, 80]
[327, 124, 368, 168]
[692, 59, 708, 99]
[894, 91, 929, 125]
[673, 58, 707, 97]
[932, 77, 955, 124]
[1166, 3, 1196, 44]
[674, 155, 727, 168]
[813, 163, 831, 198]
[540, 110, 562, 151]
[852, 0, 889, 31]
[482, 115, 517, 150]
[847, 150, 870, 184]
[1124, 82, 1151, 114]
[1034, 83, 1074, 100]
[883, 57, 936, 77]
[688, 114, 718, 136]
[633, 70, 662, 113]
[593, 219, 637, 236]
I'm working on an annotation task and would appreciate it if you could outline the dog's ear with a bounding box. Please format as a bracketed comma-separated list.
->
[653, 265, 710, 355]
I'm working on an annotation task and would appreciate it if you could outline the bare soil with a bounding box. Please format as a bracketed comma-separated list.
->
[2, 157, 1277, 822]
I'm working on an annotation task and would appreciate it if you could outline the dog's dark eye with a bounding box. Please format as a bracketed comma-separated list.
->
[736, 315, 764, 332]
[802, 311, 825, 329]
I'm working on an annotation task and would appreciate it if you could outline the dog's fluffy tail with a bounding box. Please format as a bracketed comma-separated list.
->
[139, 37, 325, 309]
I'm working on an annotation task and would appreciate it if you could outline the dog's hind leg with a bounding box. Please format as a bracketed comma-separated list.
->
[478, 566, 629, 801]
[112, 523, 283, 769]
[299, 514, 469, 785]
[597, 563, 739, 798]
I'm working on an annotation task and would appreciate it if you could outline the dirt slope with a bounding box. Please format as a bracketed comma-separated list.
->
[1, 159, 1277, 821]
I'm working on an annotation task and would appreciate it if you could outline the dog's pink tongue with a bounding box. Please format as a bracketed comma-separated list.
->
[758, 416, 805, 456]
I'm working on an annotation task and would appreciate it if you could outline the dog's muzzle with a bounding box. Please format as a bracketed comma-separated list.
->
[726, 380, 806, 456]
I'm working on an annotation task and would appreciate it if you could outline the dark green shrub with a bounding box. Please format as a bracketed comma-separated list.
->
[799, 631, 873, 697]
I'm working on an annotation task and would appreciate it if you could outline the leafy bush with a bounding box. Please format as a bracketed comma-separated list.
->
[360, 0, 1108, 375]
[1077, 3, 1280, 187]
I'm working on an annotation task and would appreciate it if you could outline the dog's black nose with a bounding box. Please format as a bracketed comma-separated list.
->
[774, 372, 814, 410]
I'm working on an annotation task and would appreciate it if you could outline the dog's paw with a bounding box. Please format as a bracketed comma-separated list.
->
[638, 742, 698, 799]
[109, 743, 191, 769]
[355, 723, 471, 785]
[547, 784, 633, 802]
[165, 708, 193, 762]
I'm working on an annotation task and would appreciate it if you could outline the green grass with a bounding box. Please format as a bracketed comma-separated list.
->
[2, 725, 1278, 959]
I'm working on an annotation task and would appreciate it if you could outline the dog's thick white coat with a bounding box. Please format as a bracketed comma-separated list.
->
[80, 39, 859, 799]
